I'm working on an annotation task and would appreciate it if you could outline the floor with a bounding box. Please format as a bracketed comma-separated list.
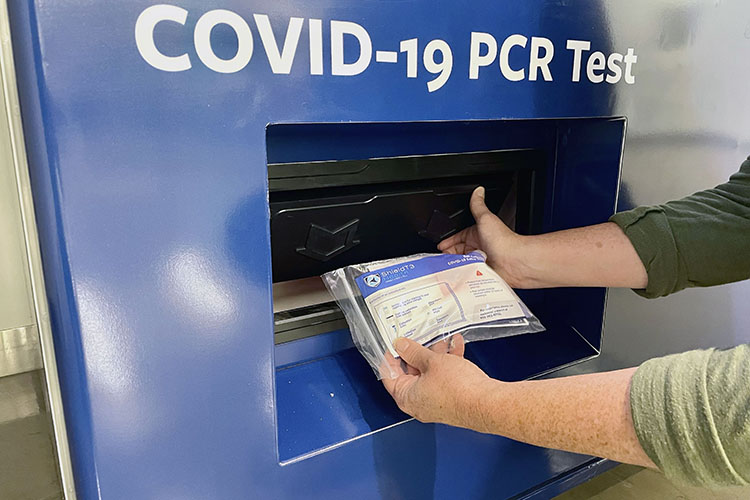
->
[0, 370, 63, 500]
[555, 464, 750, 500]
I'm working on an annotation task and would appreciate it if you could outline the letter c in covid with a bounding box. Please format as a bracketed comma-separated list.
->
[135, 5, 192, 72]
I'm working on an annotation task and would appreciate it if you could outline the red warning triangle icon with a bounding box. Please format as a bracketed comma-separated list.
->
[476, 270, 483, 276]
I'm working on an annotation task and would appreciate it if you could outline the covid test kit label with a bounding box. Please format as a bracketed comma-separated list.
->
[355, 252, 527, 357]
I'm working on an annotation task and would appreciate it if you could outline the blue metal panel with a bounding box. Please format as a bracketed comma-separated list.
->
[9, 0, 750, 498]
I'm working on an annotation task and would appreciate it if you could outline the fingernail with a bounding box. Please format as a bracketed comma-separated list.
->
[394, 337, 408, 352]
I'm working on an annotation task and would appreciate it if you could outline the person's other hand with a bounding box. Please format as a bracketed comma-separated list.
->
[381, 335, 495, 432]
[437, 186, 526, 287]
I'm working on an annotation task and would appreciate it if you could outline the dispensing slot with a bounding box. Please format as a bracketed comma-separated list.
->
[269, 149, 546, 343]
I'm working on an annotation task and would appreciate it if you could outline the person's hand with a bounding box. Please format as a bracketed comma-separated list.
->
[438, 186, 527, 287]
[381, 335, 496, 432]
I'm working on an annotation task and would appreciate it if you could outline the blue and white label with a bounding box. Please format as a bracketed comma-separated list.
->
[355, 252, 528, 356]
[355, 252, 485, 299]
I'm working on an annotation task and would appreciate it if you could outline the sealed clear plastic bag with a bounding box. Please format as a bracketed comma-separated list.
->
[322, 251, 545, 379]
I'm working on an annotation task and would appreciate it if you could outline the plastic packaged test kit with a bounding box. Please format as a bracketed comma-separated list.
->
[323, 251, 545, 379]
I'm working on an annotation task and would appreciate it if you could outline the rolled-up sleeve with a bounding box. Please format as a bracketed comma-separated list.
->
[610, 156, 750, 298]
[630, 345, 750, 487]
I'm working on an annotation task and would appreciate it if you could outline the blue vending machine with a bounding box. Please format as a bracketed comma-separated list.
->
[10, 1, 750, 498]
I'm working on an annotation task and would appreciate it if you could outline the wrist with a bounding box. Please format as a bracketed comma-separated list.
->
[497, 233, 536, 288]
[459, 377, 504, 434]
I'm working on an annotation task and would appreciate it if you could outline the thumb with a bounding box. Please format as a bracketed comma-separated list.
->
[469, 186, 492, 223]
[394, 337, 436, 372]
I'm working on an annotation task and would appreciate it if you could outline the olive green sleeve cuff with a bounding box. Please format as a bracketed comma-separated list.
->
[609, 207, 688, 298]
[630, 347, 750, 487]
[610, 158, 750, 298]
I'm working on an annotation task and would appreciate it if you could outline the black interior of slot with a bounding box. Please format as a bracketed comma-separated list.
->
[268, 149, 547, 284]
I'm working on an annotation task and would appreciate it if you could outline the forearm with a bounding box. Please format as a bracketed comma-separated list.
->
[504, 222, 647, 289]
[467, 368, 656, 468]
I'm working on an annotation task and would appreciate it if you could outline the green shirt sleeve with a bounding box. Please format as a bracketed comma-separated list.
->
[630, 345, 750, 487]
[610, 156, 750, 298]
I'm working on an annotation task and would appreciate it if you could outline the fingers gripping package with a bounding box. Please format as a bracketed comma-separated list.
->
[322, 251, 544, 379]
